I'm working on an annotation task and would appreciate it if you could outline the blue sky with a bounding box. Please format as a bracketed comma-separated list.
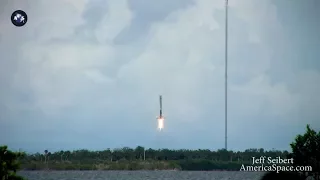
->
[0, 0, 319, 153]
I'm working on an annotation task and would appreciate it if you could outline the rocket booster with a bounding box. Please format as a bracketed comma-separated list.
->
[159, 95, 162, 117]
[157, 95, 164, 130]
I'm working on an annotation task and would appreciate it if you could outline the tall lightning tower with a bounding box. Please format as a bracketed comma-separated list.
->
[224, 0, 228, 150]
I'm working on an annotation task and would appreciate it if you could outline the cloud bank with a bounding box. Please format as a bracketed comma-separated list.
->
[0, 0, 319, 152]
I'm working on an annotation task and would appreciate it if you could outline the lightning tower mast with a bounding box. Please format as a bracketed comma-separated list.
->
[224, 0, 228, 150]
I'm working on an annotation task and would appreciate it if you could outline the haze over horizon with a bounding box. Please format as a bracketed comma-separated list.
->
[0, 0, 319, 153]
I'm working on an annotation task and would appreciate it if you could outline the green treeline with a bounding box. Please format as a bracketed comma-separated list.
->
[21, 146, 289, 170]
[19, 147, 286, 171]
[1, 124, 320, 180]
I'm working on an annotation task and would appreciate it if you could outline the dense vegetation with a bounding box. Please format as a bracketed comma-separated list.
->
[0, 146, 25, 180]
[1, 124, 319, 180]
[18, 147, 287, 171]
[289, 125, 320, 180]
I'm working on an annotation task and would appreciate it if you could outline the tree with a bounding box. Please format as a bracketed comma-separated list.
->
[44, 150, 48, 164]
[134, 146, 144, 160]
[0, 145, 25, 180]
[290, 124, 320, 180]
[59, 151, 64, 162]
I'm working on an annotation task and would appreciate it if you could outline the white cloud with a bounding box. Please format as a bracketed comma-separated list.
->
[94, 0, 133, 42]
[84, 69, 115, 84]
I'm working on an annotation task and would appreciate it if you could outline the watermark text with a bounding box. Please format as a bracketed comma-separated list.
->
[240, 156, 312, 173]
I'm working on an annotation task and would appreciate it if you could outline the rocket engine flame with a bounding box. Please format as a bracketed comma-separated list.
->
[157, 118, 164, 130]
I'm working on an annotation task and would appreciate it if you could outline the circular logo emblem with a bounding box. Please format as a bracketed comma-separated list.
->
[11, 10, 28, 27]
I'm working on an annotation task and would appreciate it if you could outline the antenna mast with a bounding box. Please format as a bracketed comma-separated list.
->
[224, 0, 228, 150]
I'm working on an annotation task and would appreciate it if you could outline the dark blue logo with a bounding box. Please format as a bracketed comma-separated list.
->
[11, 10, 28, 27]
